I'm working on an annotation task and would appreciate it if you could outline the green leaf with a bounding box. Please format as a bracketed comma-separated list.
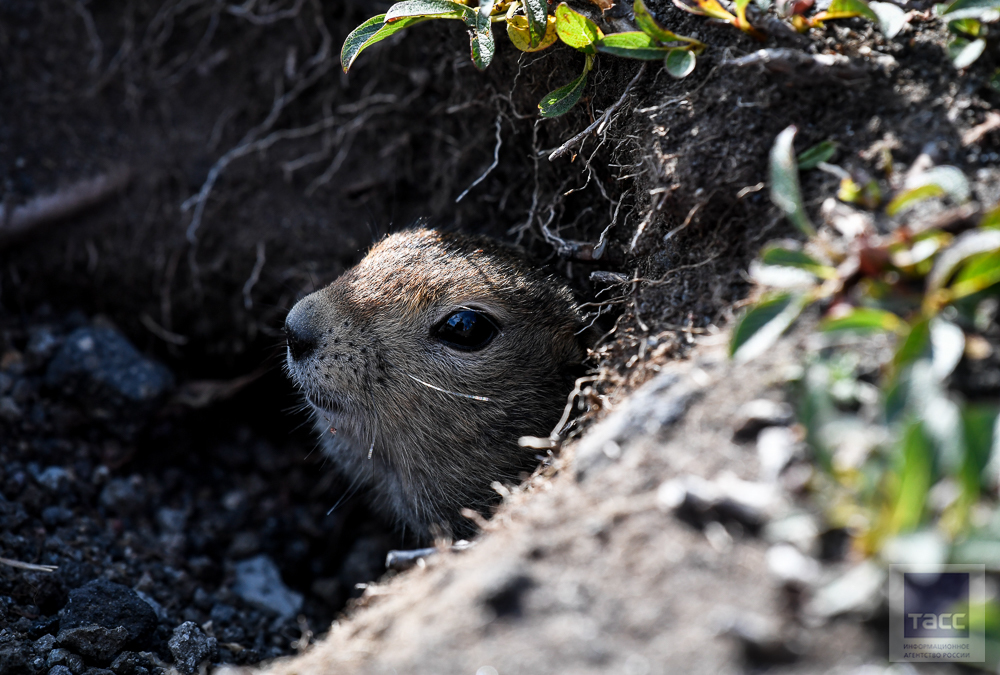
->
[555, 3, 604, 53]
[950, 36, 987, 68]
[820, 307, 905, 333]
[943, 0, 1000, 19]
[664, 48, 696, 78]
[468, 8, 495, 70]
[894, 318, 931, 369]
[760, 245, 836, 278]
[796, 140, 837, 170]
[981, 204, 1000, 230]
[730, 292, 809, 362]
[927, 229, 1000, 293]
[524, 0, 548, 47]
[959, 404, 998, 496]
[634, 0, 705, 46]
[342, 14, 435, 72]
[891, 419, 934, 534]
[385, 0, 471, 21]
[770, 126, 815, 236]
[949, 17, 983, 36]
[824, 0, 880, 21]
[951, 249, 1000, 300]
[596, 31, 673, 59]
[539, 64, 589, 118]
[885, 184, 946, 216]
[869, 0, 908, 37]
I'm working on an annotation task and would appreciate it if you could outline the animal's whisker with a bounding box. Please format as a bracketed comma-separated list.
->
[405, 374, 490, 402]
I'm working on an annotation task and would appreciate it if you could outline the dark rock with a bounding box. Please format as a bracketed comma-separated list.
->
[83, 669, 114, 675]
[46, 649, 85, 674]
[109, 652, 155, 675]
[56, 626, 129, 663]
[0, 499, 29, 530]
[26, 327, 61, 362]
[28, 615, 60, 640]
[32, 634, 57, 654]
[42, 506, 74, 527]
[97, 479, 146, 516]
[167, 623, 216, 675]
[45, 327, 173, 405]
[48, 666, 73, 675]
[0, 630, 43, 675]
[34, 468, 71, 492]
[58, 580, 157, 648]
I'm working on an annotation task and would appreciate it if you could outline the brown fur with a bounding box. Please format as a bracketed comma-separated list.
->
[284, 229, 585, 541]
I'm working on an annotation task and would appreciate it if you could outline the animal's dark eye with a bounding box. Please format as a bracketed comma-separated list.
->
[433, 310, 499, 351]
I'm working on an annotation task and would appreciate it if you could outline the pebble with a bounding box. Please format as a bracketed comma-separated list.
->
[168, 622, 217, 675]
[733, 399, 795, 440]
[58, 579, 158, 647]
[804, 561, 885, 621]
[35, 467, 72, 491]
[56, 625, 130, 663]
[46, 648, 85, 674]
[45, 326, 174, 404]
[756, 427, 798, 482]
[766, 544, 821, 587]
[232, 555, 303, 619]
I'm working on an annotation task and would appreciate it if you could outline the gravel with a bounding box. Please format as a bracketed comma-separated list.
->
[0, 309, 399, 674]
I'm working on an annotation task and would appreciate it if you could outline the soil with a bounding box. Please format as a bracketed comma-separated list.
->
[1, 0, 998, 672]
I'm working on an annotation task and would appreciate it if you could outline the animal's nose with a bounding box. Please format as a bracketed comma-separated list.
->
[285, 296, 320, 362]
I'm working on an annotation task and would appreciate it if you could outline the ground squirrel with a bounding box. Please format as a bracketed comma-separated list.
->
[284, 229, 585, 540]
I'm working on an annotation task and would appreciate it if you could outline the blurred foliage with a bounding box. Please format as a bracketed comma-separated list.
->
[734, 125, 1000, 578]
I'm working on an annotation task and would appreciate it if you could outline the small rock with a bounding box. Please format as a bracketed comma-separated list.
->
[804, 561, 885, 621]
[762, 513, 820, 555]
[168, 622, 216, 675]
[733, 399, 795, 440]
[58, 579, 158, 647]
[47, 648, 85, 674]
[48, 666, 74, 675]
[756, 427, 798, 482]
[232, 555, 303, 619]
[98, 478, 146, 515]
[33, 634, 57, 653]
[154, 508, 186, 534]
[657, 472, 783, 530]
[45, 327, 174, 404]
[721, 612, 802, 665]
[35, 467, 72, 492]
[0, 396, 22, 421]
[27, 327, 61, 362]
[42, 506, 74, 527]
[56, 625, 130, 663]
[766, 544, 821, 587]
[109, 651, 155, 675]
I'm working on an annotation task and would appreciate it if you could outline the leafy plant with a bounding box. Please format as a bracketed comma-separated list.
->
[341, 0, 705, 117]
[734, 125, 1000, 558]
[939, 0, 999, 69]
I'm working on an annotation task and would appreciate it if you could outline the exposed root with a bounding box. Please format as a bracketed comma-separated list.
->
[0, 165, 131, 246]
